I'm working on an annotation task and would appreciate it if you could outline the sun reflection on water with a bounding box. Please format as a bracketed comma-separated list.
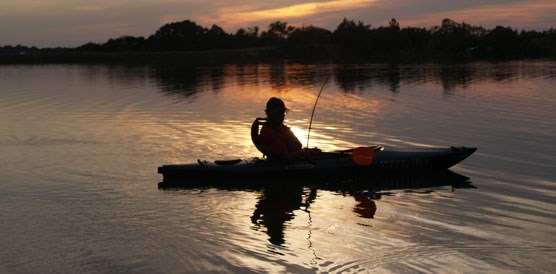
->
[2, 62, 555, 273]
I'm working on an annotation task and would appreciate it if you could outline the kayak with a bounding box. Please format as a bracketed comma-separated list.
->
[158, 146, 476, 187]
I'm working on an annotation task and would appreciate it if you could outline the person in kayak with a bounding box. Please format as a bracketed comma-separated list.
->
[252, 97, 320, 161]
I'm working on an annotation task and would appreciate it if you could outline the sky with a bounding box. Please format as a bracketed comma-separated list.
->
[1, 0, 555, 48]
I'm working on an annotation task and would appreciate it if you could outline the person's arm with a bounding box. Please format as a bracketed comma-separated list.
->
[286, 127, 303, 150]
[260, 126, 321, 162]
[252, 118, 271, 155]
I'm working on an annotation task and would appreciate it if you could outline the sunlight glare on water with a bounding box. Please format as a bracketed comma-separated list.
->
[0, 61, 555, 273]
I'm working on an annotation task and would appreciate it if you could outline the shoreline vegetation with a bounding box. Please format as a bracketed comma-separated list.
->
[1, 18, 555, 64]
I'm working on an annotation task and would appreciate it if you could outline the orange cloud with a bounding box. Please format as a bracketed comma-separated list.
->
[204, 0, 376, 29]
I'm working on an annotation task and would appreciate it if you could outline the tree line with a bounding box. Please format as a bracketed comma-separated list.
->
[2, 18, 555, 60]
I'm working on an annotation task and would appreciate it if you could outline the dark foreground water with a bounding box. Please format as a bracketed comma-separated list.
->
[1, 61, 555, 273]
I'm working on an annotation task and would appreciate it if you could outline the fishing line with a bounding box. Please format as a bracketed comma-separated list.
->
[306, 75, 330, 148]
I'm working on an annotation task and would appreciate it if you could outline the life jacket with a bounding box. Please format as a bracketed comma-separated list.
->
[251, 120, 301, 159]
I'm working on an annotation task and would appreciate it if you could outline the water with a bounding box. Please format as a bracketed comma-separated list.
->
[1, 61, 555, 273]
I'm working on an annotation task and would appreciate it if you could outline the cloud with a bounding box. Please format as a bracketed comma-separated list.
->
[203, 0, 376, 29]
[2, 0, 555, 47]
[25, 22, 140, 46]
[392, 0, 556, 29]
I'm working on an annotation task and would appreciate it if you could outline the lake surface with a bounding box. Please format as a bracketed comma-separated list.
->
[1, 61, 555, 273]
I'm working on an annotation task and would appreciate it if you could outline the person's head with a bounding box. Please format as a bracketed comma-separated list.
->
[265, 97, 288, 124]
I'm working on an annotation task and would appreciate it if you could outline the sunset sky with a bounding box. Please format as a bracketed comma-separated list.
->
[1, 0, 555, 48]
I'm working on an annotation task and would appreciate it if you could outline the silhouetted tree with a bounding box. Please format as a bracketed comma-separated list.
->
[480, 26, 520, 57]
[102, 36, 145, 51]
[399, 27, 430, 53]
[260, 21, 295, 46]
[5, 17, 555, 61]
[371, 18, 402, 53]
[76, 42, 102, 51]
[286, 25, 332, 57]
[0, 44, 40, 54]
[147, 20, 206, 51]
[389, 18, 400, 31]
[204, 24, 232, 49]
[333, 18, 372, 56]
[519, 29, 556, 56]
[430, 18, 478, 55]
[233, 27, 259, 48]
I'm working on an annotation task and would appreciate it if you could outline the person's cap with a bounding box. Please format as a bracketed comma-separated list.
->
[265, 97, 289, 113]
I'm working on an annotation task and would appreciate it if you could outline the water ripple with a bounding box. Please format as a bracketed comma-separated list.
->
[1, 62, 555, 273]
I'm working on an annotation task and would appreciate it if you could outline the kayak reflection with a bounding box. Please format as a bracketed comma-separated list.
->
[159, 170, 475, 246]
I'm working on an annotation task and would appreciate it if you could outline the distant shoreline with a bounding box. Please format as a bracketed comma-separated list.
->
[1, 47, 554, 65]
[3, 18, 555, 65]
[0, 48, 289, 65]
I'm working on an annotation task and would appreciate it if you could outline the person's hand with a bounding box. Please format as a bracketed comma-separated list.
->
[310, 147, 321, 153]
[301, 147, 321, 163]
[304, 147, 321, 155]
[253, 117, 267, 126]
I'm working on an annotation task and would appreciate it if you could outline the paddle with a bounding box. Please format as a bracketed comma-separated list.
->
[333, 145, 378, 165]
[350, 147, 375, 166]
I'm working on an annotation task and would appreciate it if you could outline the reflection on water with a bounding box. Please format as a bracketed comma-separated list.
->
[162, 170, 474, 246]
[251, 186, 316, 246]
[353, 195, 377, 219]
[1, 61, 555, 273]
[139, 61, 556, 100]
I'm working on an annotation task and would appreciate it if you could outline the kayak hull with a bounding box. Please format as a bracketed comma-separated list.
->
[158, 169, 475, 192]
[158, 146, 476, 187]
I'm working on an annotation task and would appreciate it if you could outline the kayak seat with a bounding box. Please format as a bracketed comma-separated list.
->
[214, 159, 242, 165]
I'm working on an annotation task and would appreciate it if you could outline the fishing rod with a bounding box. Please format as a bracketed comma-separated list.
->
[304, 75, 375, 166]
[306, 75, 330, 149]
